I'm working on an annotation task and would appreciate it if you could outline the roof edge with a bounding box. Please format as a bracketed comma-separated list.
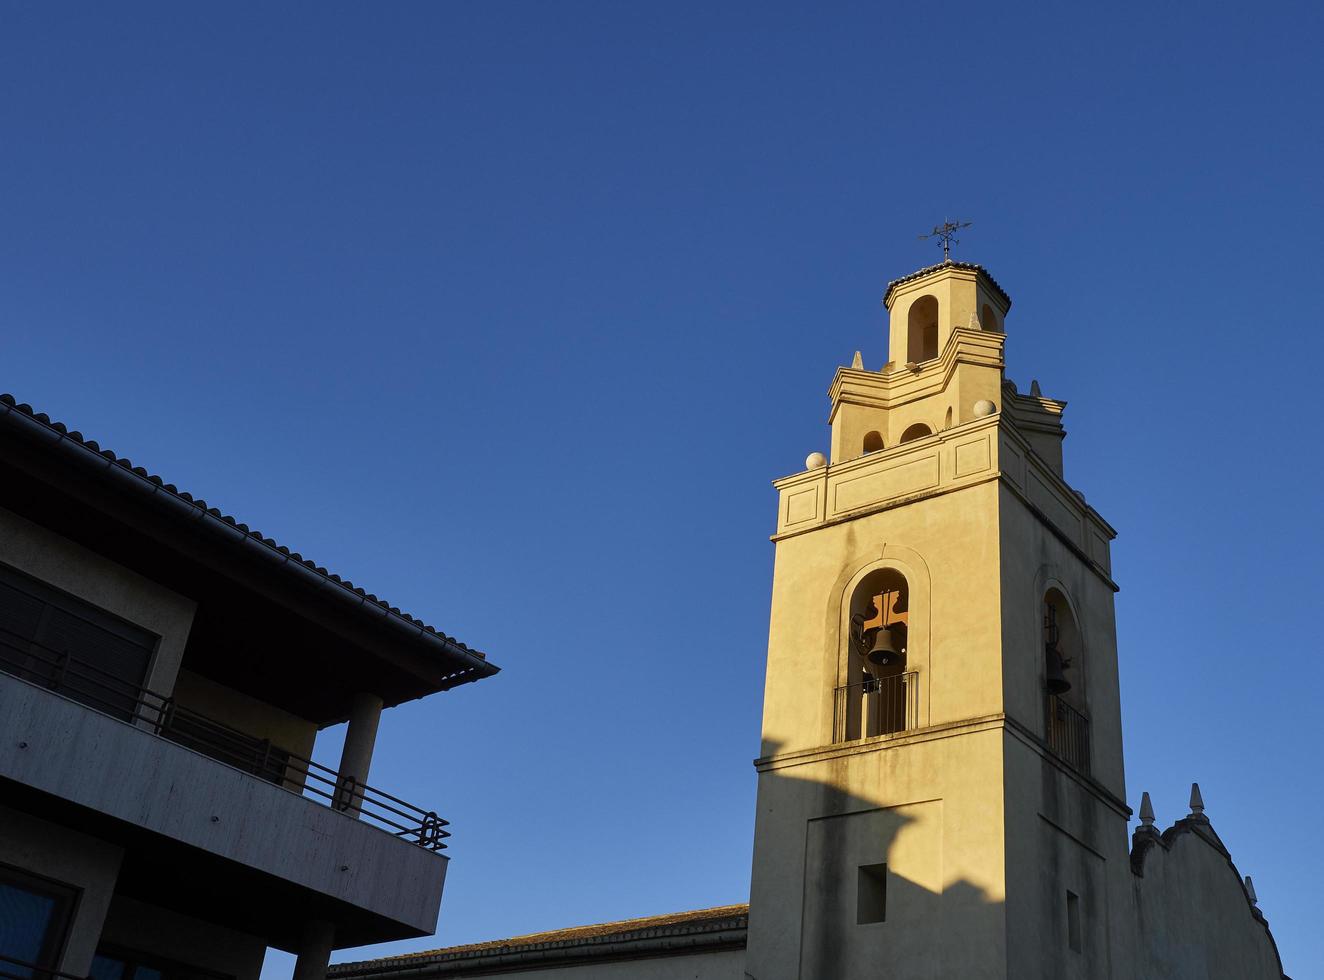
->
[883, 259, 1012, 310]
[331, 905, 749, 976]
[0, 393, 499, 685]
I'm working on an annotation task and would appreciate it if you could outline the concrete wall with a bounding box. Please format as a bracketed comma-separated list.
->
[0, 674, 447, 936]
[0, 804, 123, 977]
[997, 456, 1124, 800]
[172, 668, 317, 760]
[747, 728, 1007, 980]
[99, 895, 267, 980]
[1126, 823, 1284, 979]
[1001, 734, 1133, 980]
[0, 504, 196, 696]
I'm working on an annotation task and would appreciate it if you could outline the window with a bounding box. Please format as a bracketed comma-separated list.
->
[0, 563, 158, 720]
[91, 947, 231, 980]
[0, 865, 78, 979]
[1066, 890, 1082, 952]
[981, 303, 1000, 333]
[898, 423, 932, 444]
[862, 431, 884, 454]
[857, 864, 888, 924]
[906, 295, 939, 363]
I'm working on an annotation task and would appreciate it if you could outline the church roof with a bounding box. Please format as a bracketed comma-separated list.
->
[330, 904, 749, 976]
[883, 259, 1012, 310]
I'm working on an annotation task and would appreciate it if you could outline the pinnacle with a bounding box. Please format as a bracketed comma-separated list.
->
[1139, 792, 1155, 828]
[1188, 782, 1206, 818]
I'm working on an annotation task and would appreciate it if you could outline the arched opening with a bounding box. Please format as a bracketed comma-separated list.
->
[862, 431, 884, 454]
[906, 295, 939, 363]
[942, 407, 953, 430]
[1044, 589, 1089, 772]
[981, 303, 1001, 333]
[837, 569, 916, 740]
[899, 422, 932, 444]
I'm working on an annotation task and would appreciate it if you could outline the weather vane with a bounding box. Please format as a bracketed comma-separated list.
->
[919, 219, 972, 261]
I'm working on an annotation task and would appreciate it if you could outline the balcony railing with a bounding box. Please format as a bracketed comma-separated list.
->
[0, 953, 87, 980]
[1045, 694, 1090, 775]
[0, 637, 450, 851]
[833, 672, 918, 742]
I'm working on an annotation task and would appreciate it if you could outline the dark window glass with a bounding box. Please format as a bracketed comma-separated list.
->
[0, 563, 157, 720]
[0, 866, 78, 979]
[93, 948, 230, 980]
[90, 955, 127, 980]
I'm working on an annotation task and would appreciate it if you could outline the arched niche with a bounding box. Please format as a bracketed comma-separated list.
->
[1044, 587, 1085, 706]
[862, 431, 884, 454]
[907, 295, 939, 363]
[981, 302, 1001, 333]
[1042, 582, 1091, 773]
[835, 549, 932, 739]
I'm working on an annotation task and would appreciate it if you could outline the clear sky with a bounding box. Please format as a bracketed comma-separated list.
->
[3, 2, 1322, 976]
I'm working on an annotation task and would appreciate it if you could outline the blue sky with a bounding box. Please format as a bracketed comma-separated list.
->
[3, 1, 1322, 975]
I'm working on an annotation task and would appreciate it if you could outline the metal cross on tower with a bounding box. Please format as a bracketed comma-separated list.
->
[919, 219, 972, 261]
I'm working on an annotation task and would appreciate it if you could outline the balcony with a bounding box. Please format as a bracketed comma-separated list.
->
[0, 642, 451, 946]
[0, 640, 449, 851]
[1045, 694, 1091, 775]
[833, 672, 919, 742]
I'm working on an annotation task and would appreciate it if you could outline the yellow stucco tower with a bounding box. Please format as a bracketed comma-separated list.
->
[745, 259, 1129, 979]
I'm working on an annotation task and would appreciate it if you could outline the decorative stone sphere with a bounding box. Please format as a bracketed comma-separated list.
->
[805, 451, 827, 470]
[972, 399, 997, 418]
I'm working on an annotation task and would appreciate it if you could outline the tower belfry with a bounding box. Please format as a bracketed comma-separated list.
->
[746, 258, 1124, 979]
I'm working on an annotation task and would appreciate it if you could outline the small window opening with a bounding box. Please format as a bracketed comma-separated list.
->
[857, 864, 888, 924]
[899, 423, 932, 444]
[981, 303, 1001, 333]
[862, 431, 884, 454]
[907, 295, 939, 363]
[1066, 890, 1082, 952]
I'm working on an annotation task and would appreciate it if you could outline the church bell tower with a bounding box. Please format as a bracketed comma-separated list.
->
[745, 259, 1130, 980]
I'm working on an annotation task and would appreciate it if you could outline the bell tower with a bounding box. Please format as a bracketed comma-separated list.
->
[746, 260, 1130, 979]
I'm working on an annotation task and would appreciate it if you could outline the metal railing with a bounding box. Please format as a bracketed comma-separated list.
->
[0, 953, 87, 980]
[0, 635, 450, 850]
[1046, 694, 1091, 775]
[833, 672, 918, 742]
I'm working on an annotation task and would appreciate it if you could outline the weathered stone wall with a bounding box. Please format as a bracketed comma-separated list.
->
[1125, 818, 1285, 979]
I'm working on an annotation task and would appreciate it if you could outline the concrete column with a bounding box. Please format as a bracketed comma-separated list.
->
[291, 921, 335, 980]
[335, 692, 383, 815]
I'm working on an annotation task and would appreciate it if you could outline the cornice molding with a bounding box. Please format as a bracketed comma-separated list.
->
[827, 328, 1005, 417]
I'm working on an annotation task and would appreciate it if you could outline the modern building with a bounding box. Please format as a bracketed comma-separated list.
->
[332, 260, 1289, 979]
[0, 394, 498, 980]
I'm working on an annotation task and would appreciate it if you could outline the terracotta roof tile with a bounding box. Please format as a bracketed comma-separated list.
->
[334, 905, 749, 972]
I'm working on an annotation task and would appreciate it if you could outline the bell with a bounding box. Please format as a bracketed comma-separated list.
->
[1045, 643, 1071, 695]
[864, 625, 905, 672]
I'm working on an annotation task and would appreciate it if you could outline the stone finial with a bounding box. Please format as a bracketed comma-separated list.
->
[1244, 875, 1258, 906]
[851, 351, 864, 370]
[805, 452, 827, 470]
[1189, 782, 1205, 817]
[1030, 379, 1042, 397]
[969, 312, 981, 329]
[1139, 792, 1155, 828]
